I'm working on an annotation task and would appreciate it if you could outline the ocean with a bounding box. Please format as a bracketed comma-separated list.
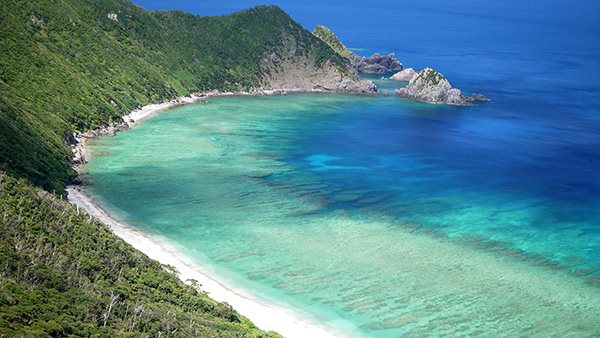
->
[85, 1, 600, 336]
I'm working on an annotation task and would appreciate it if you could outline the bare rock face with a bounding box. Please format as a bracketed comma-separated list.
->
[390, 68, 417, 81]
[30, 16, 47, 26]
[338, 77, 380, 94]
[395, 68, 488, 105]
[255, 24, 379, 95]
[352, 53, 403, 74]
[261, 57, 378, 95]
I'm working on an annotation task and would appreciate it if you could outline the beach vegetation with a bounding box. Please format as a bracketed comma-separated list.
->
[0, 0, 350, 335]
[0, 172, 280, 337]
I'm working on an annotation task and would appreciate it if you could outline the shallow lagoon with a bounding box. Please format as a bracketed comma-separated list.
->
[84, 0, 600, 334]
[86, 93, 600, 336]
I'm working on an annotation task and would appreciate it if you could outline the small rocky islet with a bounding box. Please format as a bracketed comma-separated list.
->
[394, 68, 490, 105]
[312, 25, 489, 105]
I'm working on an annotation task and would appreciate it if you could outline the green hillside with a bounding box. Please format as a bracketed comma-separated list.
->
[0, 172, 279, 337]
[312, 25, 355, 59]
[0, 0, 354, 335]
[0, 0, 348, 192]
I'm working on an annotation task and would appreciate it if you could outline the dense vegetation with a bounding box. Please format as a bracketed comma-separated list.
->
[312, 25, 355, 60]
[0, 0, 353, 335]
[0, 0, 347, 192]
[0, 172, 279, 337]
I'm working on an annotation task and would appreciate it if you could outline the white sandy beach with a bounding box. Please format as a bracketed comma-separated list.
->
[66, 187, 346, 338]
[71, 89, 332, 168]
[65, 93, 600, 337]
[67, 95, 346, 338]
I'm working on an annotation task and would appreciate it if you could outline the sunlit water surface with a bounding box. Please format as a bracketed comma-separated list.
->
[88, 0, 600, 335]
[86, 93, 600, 336]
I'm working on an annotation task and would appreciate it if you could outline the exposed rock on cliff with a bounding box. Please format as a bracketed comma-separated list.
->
[390, 68, 417, 81]
[255, 13, 380, 94]
[261, 57, 378, 95]
[395, 68, 489, 105]
[312, 25, 403, 74]
[262, 27, 378, 95]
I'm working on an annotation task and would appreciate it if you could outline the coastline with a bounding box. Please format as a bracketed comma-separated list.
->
[70, 88, 353, 171]
[66, 186, 346, 338]
[66, 90, 353, 338]
[66, 91, 600, 336]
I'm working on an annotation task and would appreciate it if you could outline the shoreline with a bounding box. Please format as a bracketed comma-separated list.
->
[70, 88, 350, 171]
[67, 186, 346, 338]
[65, 90, 600, 336]
[66, 90, 353, 338]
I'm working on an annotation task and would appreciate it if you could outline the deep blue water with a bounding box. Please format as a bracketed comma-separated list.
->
[133, 0, 600, 275]
[134, 0, 600, 120]
[83, 2, 600, 334]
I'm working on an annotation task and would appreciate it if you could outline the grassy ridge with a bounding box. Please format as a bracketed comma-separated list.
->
[0, 0, 347, 192]
[0, 172, 279, 337]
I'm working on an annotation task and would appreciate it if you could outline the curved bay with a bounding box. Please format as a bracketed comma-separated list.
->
[86, 94, 600, 337]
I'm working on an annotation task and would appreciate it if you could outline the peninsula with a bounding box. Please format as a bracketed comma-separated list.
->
[312, 24, 488, 105]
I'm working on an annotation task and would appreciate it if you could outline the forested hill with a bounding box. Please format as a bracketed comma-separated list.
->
[0, 173, 279, 337]
[0, 0, 352, 192]
[0, 1, 357, 335]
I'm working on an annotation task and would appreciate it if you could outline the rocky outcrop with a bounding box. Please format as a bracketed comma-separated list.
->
[467, 93, 490, 102]
[70, 121, 129, 165]
[261, 56, 378, 95]
[395, 68, 489, 105]
[351, 53, 403, 74]
[261, 28, 378, 95]
[390, 68, 417, 81]
[312, 25, 402, 74]
[30, 15, 47, 26]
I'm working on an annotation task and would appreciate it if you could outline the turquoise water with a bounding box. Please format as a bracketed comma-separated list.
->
[91, 0, 600, 334]
[86, 94, 600, 336]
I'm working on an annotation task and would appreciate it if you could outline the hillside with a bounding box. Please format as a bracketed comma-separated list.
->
[0, 172, 279, 337]
[0, 0, 367, 192]
[0, 0, 372, 335]
[312, 25, 355, 59]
